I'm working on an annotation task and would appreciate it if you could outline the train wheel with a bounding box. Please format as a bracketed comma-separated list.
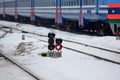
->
[96, 22, 105, 36]
[64, 21, 73, 31]
[38, 22, 41, 26]
[96, 29, 105, 36]
[55, 23, 60, 29]
[103, 23, 113, 35]
[31, 20, 34, 25]
[36, 19, 41, 26]
[96, 23, 112, 36]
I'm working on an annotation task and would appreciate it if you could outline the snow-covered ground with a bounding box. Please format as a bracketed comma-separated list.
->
[0, 30, 5, 36]
[0, 21, 120, 80]
[0, 57, 37, 80]
[0, 21, 120, 52]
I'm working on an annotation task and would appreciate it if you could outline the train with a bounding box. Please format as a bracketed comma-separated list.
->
[0, 0, 120, 35]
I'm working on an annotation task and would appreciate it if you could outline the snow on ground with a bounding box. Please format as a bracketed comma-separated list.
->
[0, 30, 5, 36]
[0, 57, 36, 80]
[0, 30, 4, 34]
[0, 21, 120, 80]
[0, 21, 120, 52]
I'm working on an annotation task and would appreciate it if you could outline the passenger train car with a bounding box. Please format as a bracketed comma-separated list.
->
[0, 0, 120, 35]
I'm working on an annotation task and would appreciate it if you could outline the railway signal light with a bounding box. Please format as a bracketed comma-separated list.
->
[47, 32, 63, 58]
[48, 38, 54, 45]
[55, 38, 62, 50]
[48, 32, 55, 50]
[48, 32, 55, 38]
[56, 44, 62, 50]
[48, 45, 55, 50]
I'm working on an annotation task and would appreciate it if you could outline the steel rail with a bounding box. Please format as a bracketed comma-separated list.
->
[0, 52, 41, 80]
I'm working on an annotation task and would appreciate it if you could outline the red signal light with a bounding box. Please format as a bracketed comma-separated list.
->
[56, 44, 62, 50]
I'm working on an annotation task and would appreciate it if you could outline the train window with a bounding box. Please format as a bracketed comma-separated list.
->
[84, 0, 88, 5]
[62, 0, 65, 6]
[35, 0, 49, 7]
[0, 2, 3, 8]
[44, 0, 45, 6]
[51, 0, 55, 6]
[75, 0, 79, 6]
[91, 0, 95, 5]
[84, 0, 95, 5]
[5, 1, 14, 8]
[40, 1, 42, 7]
[63, 0, 68, 6]
[47, 1, 49, 6]
[17, 0, 30, 7]
[67, 0, 69, 6]
[35, 0, 56, 7]
[34, 0, 39, 7]
[68, 0, 70, 6]
[62, 0, 79, 6]
[52, 0, 55, 6]
[50, 0, 52, 6]
[50, 0, 51, 6]
[100, 0, 107, 5]
[46, 0, 48, 7]
[43, 1, 46, 7]
[71, 0, 73, 6]
[52, 0, 54, 6]
[44, 1, 46, 7]
[45, 0, 48, 6]
[73, 0, 79, 6]
[53, 0, 56, 6]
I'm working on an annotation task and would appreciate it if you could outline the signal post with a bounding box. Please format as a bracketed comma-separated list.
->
[41, 32, 63, 58]
[48, 32, 62, 58]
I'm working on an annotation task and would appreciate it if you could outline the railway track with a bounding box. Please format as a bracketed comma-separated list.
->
[0, 28, 8, 38]
[0, 27, 41, 80]
[1, 25, 120, 65]
[31, 36, 120, 65]
[0, 52, 41, 80]
[4, 25, 119, 54]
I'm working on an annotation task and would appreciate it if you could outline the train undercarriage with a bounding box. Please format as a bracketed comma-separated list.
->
[0, 15, 113, 36]
[55, 19, 113, 36]
[35, 17, 55, 27]
[84, 21, 113, 35]
[0, 14, 4, 20]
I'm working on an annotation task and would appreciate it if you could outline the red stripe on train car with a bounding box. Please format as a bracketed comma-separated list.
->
[108, 4, 120, 8]
[79, 6, 82, 25]
[115, 32, 120, 35]
[3, 8, 6, 18]
[30, 8, 34, 21]
[108, 14, 120, 19]
[14, 8, 18, 19]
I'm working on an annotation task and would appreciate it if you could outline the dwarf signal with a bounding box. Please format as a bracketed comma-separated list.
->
[46, 32, 63, 58]
[55, 38, 62, 50]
